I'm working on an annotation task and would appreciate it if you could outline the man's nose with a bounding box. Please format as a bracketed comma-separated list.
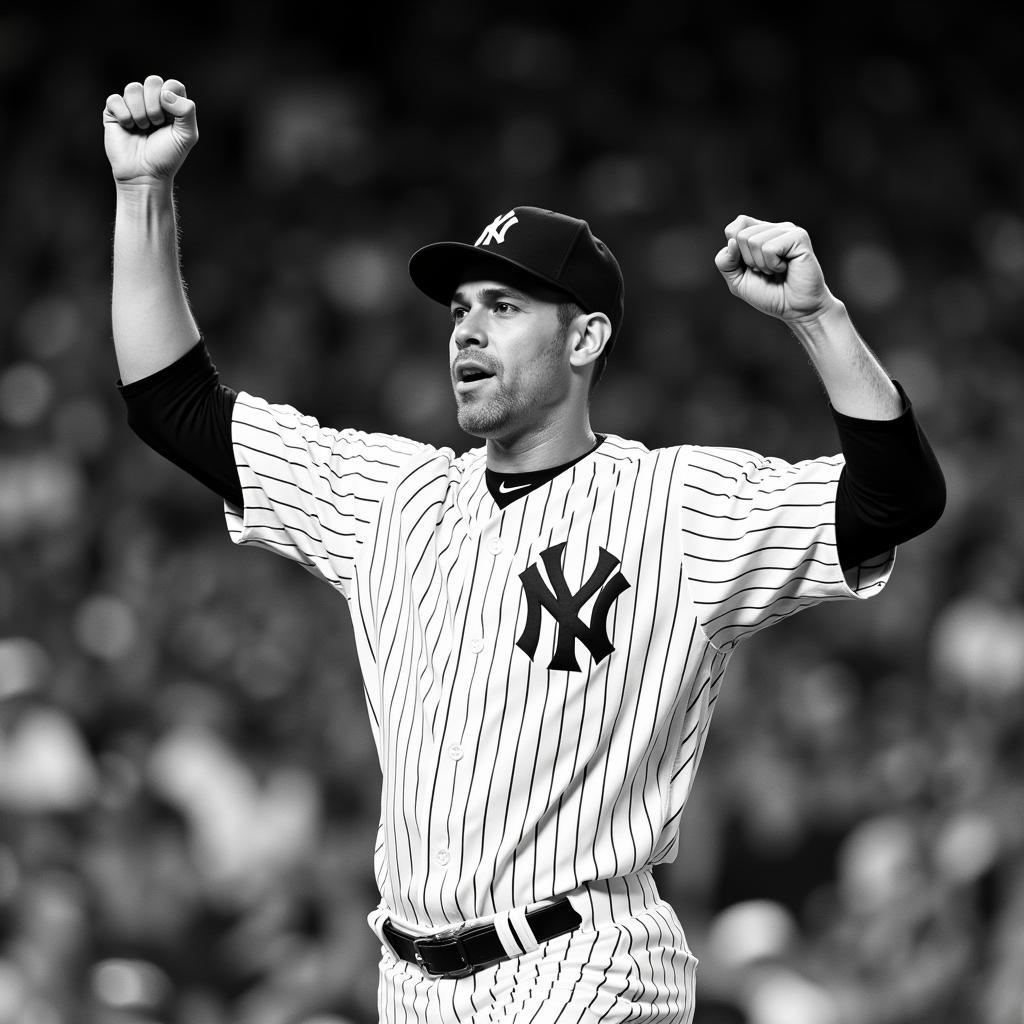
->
[453, 310, 486, 349]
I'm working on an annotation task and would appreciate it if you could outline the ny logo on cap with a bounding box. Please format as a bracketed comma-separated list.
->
[475, 210, 519, 246]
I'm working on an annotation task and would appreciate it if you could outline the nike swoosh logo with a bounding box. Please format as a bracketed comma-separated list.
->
[498, 481, 532, 494]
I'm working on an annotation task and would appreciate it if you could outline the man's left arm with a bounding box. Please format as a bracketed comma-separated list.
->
[715, 215, 946, 565]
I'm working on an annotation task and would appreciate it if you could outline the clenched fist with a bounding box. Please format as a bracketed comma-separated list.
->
[103, 74, 198, 185]
[715, 215, 838, 323]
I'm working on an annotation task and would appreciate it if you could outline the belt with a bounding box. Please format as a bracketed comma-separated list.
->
[382, 897, 582, 978]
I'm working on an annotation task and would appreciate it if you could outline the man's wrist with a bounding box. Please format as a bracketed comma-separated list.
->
[114, 179, 177, 225]
[115, 177, 176, 204]
[784, 296, 851, 344]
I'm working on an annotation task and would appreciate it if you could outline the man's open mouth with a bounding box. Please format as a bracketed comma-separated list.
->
[455, 363, 496, 388]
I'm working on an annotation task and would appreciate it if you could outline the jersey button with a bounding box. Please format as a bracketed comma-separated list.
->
[486, 537, 503, 555]
[448, 743, 464, 761]
[469, 637, 484, 654]
[435, 849, 451, 866]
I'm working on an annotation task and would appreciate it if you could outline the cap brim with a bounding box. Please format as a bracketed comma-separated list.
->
[408, 242, 586, 310]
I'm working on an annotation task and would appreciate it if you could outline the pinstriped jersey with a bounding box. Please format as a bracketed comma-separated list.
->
[224, 391, 893, 929]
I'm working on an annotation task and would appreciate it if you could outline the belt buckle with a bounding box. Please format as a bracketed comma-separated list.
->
[413, 924, 476, 979]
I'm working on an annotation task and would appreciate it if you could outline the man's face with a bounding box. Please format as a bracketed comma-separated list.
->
[449, 275, 573, 441]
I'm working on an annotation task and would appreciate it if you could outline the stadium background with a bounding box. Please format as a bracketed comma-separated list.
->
[1, 2, 1023, 1021]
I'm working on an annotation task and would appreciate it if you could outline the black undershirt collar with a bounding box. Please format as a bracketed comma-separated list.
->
[486, 436, 606, 508]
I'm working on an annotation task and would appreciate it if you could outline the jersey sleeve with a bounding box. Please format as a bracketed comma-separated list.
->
[224, 391, 427, 597]
[679, 445, 894, 649]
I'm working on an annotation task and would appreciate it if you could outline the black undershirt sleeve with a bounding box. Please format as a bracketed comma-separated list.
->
[831, 382, 946, 569]
[117, 343, 945, 571]
[118, 338, 242, 508]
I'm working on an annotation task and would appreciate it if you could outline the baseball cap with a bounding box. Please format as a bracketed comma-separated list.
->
[408, 206, 624, 346]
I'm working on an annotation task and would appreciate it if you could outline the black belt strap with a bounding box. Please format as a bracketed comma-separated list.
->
[382, 897, 582, 978]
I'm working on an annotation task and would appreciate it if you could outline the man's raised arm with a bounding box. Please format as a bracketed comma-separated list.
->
[713, 214, 945, 566]
[715, 214, 904, 419]
[104, 74, 200, 384]
[104, 75, 241, 507]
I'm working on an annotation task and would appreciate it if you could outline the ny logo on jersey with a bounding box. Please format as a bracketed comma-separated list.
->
[475, 210, 519, 246]
[517, 542, 631, 672]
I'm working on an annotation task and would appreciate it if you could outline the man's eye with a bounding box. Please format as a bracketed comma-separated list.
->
[451, 308, 467, 322]
[495, 302, 516, 314]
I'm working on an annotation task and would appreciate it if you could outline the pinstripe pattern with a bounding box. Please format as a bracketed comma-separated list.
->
[680, 446, 891, 651]
[369, 872, 697, 1023]
[224, 393, 894, 1021]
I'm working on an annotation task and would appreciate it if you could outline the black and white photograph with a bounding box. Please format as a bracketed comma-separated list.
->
[0, 3, 1020, 1022]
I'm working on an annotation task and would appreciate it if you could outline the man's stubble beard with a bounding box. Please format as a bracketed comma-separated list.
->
[454, 325, 569, 439]
[455, 379, 522, 438]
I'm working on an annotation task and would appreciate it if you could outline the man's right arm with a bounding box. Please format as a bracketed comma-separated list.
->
[106, 75, 244, 508]
[104, 75, 431, 597]
[119, 340, 242, 508]
[105, 74, 200, 383]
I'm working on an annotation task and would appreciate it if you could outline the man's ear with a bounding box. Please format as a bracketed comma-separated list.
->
[568, 312, 611, 370]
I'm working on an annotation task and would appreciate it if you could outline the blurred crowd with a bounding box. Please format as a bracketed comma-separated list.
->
[2, 2, 1023, 1022]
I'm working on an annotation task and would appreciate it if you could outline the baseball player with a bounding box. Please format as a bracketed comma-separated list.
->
[104, 76, 945, 1023]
